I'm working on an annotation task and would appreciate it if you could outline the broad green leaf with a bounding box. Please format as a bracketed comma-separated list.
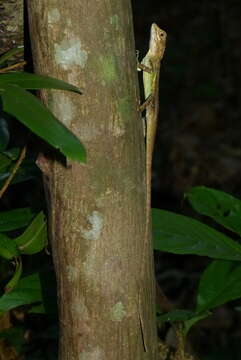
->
[183, 312, 210, 335]
[29, 303, 46, 314]
[0, 46, 24, 66]
[0, 234, 19, 259]
[152, 209, 241, 261]
[2, 147, 20, 160]
[0, 161, 39, 187]
[0, 273, 42, 312]
[196, 259, 241, 313]
[0, 153, 12, 171]
[1, 84, 86, 162]
[0, 148, 36, 187]
[5, 257, 22, 292]
[0, 169, 10, 183]
[0, 116, 9, 151]
[15, 212, 47, 255]
[186, 186, 241, 236]
[7, 159, 40, 184]
[157, 309, 210, 335]
[0, 148, 22, 184]
[157, 309, 196, 323]
[0, 71, 82, 93]
[0, 207, 34, 231]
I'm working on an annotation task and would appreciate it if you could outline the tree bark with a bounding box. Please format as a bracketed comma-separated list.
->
[27, 1, 157, 359]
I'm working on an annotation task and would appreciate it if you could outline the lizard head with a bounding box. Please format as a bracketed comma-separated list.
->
[149, 23, 167, 58]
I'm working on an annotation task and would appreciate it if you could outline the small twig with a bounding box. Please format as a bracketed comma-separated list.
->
[0, 146, 27, 199]
[0, 61, 27, 73]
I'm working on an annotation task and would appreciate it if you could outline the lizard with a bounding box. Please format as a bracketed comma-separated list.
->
[139, 23, 167, 235]
[137, 23, 167, 352]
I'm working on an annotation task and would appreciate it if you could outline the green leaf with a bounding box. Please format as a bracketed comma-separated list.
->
[0, 234, 19, 259]
[0, 72, 82, 93]
[152, 208, 241, 261]
[0, 169, 9, 183]
[28, 303, 46, 314]
[0, 161, 39, 187]
[0, 207, 34, 231]
[186, 186, 241, 236]
[5, 257, 22, 292]
[0, 273, 42, 312]
[0, 153, 12, 171]
[183, 312, 210, 335]
[0, 148, 22, 184]
[0, 47, 24, 66]
[196, 259, 241, 313]
[157, 309, 196, 323]
[1, 84, 86, 162]
[2, 147, 20, 160]
[0, 116, 9, 151]
[7, 159, 40, 184]
[15, 212, 47, 255]
[157, 309, 210, 335]
[0, 153, 40, 187]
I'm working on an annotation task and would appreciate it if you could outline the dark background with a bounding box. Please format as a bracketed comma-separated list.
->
[132, 1, 241, 359]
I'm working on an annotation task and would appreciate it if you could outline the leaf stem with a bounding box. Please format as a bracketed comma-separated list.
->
[0, 61, 27, 73]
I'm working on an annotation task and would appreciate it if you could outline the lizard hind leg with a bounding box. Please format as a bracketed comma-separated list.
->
[139, 94, 153, 112]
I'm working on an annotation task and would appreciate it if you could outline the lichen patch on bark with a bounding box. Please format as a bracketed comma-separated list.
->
[98, 55, 118, 84]
[48, 8, 60, 25]
[81, 211, 104, 241]
[51, 93, 76, 127]
[79, 346, 105, 360]
[109, 14, 120, 30]
[54, 38, 88, 70]
[66, 265, 79, 282]
[70, 298, 89, 319]
[110, 301, 126, 321]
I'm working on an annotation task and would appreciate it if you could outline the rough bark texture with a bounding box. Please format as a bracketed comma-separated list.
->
[27, 1, 157, 359]
[0, 0, 23, 58]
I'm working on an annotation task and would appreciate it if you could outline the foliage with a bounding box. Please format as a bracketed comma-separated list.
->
[0, 47, 85, 357]
[0, 45, 86, 306]
[0, 47, 86, 162]
[154, 186, 241, 335]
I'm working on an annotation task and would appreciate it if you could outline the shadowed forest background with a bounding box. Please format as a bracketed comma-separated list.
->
[0, 1, 241, 359]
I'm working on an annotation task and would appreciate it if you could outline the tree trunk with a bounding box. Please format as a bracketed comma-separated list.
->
[27, 1, 157, 359]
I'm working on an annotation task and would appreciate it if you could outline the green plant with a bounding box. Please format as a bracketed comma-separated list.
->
[153, 186, 241, 335]
[0, 46, 85, 319]
[0, 46, 86, 162]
